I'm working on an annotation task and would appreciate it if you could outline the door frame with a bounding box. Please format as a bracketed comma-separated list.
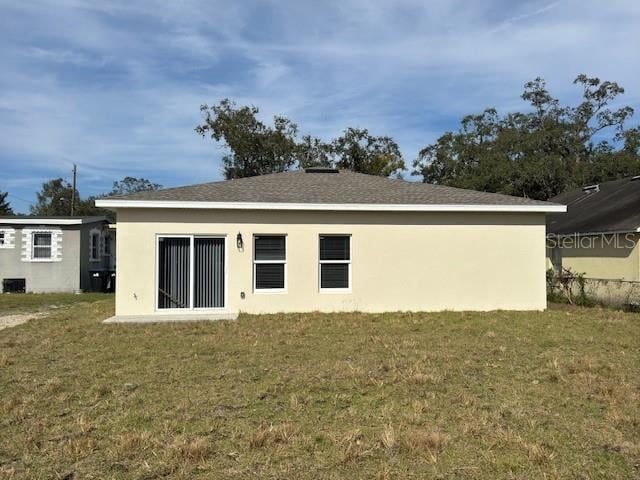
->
[154, 234, 228, 313]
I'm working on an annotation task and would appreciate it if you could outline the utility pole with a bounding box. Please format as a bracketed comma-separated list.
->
[70, 163, 77, 216]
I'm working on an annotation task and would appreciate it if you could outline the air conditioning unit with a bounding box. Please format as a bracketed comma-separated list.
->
[3, 278, 26, 293]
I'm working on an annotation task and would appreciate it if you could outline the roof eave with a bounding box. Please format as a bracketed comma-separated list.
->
[547, 227, 640, 237]
[95, 199, 566, 213]
[0, 217, 107, 225]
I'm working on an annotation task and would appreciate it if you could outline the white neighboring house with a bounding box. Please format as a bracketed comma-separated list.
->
[0, 216, 116, 293]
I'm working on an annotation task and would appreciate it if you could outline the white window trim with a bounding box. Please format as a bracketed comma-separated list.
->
[253, 234, 287, 294]
[154, 234, 228, 313]
[319, 234, 352, 293]
[89, 228, 101, 262]
[21, 228, 62, 262]
[0, 228, 15, 249]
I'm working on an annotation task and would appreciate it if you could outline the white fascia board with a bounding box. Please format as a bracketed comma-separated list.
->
[548, 228, 640, 237]
[95, 199, 566, 213]
[0, 218, 83, 225]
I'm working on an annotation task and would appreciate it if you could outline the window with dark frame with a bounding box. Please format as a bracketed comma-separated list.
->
[104, 234, 111, 256]
[90, 232, 100, 261]
[319, 235, 351, 290]
[0, 232, 4, 246]
[254, 235, 286, 291]
[32, 232, 52, 259]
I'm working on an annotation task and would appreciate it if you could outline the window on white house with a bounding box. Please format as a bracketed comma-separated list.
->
[90, 232, 100, 261]
[254, 235, 286, 291]
[319, 235, 351, 290]
[32, 233, 52, 259]
[0, 228, 15, 249]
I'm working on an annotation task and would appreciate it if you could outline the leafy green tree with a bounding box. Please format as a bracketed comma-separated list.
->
[196, 99, 299, 179]
[29, 175, 162, 219]
[296, 135, 333, 169]
[331, 128, 405, 177]
[72, 197, 109, 217]
[196, 99, 405, 178]
[108, 176, 161, 196]
[30, 178, 77, 216]
[413, 75, 637, 200]
[582, 127, 640, 185]
[0, 191, 13, 215]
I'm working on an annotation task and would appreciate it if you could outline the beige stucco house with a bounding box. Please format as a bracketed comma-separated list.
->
[546, 177, 640, 300]
[96, 169, 564, 321]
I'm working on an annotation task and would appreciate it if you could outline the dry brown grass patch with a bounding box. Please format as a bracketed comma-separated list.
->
[44, 376, 63, 393]
[0, 466, 16, 478]
[92, 383, 112, 398]
[342, 440, 373, 464]
[248, 423, 296, 449]
[380, 425, 396, 450]
[402, 428, 449, 460]
[0, 353, 11, 368]
[289, 393, 310, 410]
[405, 363, 443, 385]
[112, 430, 156, 458]
[334, 429, 374, 464]
[524, 441, 556, 465]
[61, 436, 98, 460]
[170, 435, 214, 462]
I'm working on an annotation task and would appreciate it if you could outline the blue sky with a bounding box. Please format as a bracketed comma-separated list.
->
[1, 0, 639, 213]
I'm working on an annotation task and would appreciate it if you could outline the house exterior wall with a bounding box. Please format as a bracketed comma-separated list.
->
[547, 233, 640, 281]
[0, 226, 81, 292]
[113, 208, 548, 316]
[80, 223, 114, 289]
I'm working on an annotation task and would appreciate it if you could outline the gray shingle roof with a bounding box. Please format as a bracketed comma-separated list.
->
[106, 170, 558, 207]
[547, 177, 640, 235]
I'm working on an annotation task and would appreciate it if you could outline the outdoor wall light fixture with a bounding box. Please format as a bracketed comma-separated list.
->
[236, 232, 244, 250]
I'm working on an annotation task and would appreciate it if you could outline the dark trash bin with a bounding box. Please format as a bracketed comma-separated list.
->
[89, 270, 115, 292]
[107, 272, 116, 293]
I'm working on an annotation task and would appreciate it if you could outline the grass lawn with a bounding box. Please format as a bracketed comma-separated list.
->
[0, 292, 112, 313]
[1, 296, 639, 479]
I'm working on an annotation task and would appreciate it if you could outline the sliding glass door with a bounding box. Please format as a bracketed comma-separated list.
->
[194, 237, 225, 308]
[158, 237, 191, 309]
[157, 236, 225, 310]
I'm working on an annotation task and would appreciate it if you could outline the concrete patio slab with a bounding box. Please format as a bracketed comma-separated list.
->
[103, 312, 239, 323]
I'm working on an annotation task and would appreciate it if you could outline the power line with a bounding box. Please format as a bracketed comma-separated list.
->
[6, 193, 32, 205]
